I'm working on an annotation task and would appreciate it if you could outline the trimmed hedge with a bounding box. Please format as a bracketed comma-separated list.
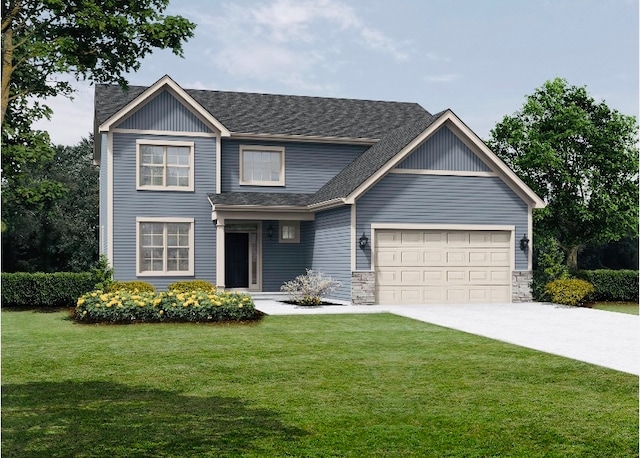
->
[546, 278, 595, 307]
[107, 280, 156, 293]
[1, 272, 97, 308]
[74, 289, 258, 324]
[576, 270, 639, 302]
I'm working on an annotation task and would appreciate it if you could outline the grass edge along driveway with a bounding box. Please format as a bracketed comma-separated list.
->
[2, 310, 638, 457]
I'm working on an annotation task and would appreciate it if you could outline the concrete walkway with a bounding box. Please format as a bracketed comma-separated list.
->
[255, 300, 639, 376]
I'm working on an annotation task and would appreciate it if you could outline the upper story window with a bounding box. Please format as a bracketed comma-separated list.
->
[240, 145, 285, 186]
[137, 139, 194, 191]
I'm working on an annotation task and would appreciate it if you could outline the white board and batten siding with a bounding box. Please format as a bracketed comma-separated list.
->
[374, 228, 513, 304]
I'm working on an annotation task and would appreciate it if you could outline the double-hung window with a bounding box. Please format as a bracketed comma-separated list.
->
[137, 140, 194, 191]
[137, 217, 194, 276]
[240, 145, 285, 186]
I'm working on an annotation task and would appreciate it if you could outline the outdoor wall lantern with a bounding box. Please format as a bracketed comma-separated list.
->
[266, 224, 274, 240]
[359, 232, 369, 250]
[520, 234, 529, 251]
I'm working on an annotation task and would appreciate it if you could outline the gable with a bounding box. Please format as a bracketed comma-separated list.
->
[396, 126, 491, 172]
[116, 90, 213, 133]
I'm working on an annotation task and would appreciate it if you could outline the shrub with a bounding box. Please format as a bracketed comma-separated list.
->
[74, 289, 257, 324]
[545, 278, 595, 307]
[91, 255, 114, 291]
[281, 269, 341, 306]
[576, 270, 638, 302]
[532, 236, 570, 301]
[1, 272, 97, 308]
[106, 281, 156, 294]
[168, 280, 217, 294]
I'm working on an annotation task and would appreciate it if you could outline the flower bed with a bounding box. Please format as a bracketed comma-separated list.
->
[74, 289, 258, 324]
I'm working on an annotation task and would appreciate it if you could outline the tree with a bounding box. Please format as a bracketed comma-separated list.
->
[1, 0, 196, 210]
[2, 136, 99, 272]
[488, 78, 638, 270]
[1, 0, 196, 124]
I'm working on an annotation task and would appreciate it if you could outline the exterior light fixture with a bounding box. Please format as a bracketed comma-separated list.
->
[359, 232, 369, 249]
[520, 234, 529, 251]
[266, 224, 274, 240]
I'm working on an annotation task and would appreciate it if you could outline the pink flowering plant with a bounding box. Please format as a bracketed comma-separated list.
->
[74, 289, 257, 324]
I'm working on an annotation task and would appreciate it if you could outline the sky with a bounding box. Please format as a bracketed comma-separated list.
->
[34, 0, 639, 146]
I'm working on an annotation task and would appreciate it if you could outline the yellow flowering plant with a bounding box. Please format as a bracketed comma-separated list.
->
[74, 287, 257, 324]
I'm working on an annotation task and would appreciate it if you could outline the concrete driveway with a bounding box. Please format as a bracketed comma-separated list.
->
[254, 300, 639, 376]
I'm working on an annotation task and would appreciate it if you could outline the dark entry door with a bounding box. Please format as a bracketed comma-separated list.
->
[225, 233, 249, 288]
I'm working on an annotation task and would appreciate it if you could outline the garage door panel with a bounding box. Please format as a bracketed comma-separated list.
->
[375, 229, 512, 304]
[446, 270, 466, 282]
[400, 250, 421, 263]
[401, 232, 422, 244]
[376, 231, 401, 245]
[447, 232, 469, 245]
[423, 251, 444, 264]
[376, 249, 399, 265]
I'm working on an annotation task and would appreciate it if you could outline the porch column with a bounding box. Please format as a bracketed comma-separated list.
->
[216, 217, 225, 290]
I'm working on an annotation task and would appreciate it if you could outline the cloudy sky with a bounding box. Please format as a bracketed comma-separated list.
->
[35, 0, 638, 145]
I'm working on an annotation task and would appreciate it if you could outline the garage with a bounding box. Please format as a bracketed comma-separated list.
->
[375, 229, 512, 304]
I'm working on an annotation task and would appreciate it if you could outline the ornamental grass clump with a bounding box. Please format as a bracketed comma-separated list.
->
[74, 289, 257, 324]
[281, 269, 341, 306]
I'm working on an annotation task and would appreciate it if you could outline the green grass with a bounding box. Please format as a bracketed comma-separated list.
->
[2, 310, 638, 457]
[590, 302, 639, 315]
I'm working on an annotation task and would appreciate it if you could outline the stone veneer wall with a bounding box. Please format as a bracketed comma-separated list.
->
[352, 271, 375, 305]
[512, 271, 533, 302]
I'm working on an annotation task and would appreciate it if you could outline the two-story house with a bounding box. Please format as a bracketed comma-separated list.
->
[94, 75, 544, 305]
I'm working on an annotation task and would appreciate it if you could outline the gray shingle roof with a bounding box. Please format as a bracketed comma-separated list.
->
[95, 79, 444, 208]
[95, 84, 430, 140]
[311, 111, 444, 204]
[209, 192, 313, 207]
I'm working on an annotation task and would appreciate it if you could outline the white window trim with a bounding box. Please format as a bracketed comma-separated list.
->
[136, 139, 195, 191]
[279, 220, 300, 243]
[136, 217, 195, 276]
[239, 145, 285, 186]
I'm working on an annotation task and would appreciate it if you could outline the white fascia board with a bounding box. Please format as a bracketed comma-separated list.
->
[306, 198, 347, 211]
[98, 75, 231, 137]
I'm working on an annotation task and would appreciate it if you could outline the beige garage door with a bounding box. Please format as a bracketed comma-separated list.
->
[375, 229, 512, 304]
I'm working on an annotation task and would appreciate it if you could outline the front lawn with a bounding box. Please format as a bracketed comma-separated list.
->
[2, 310, 638, 457]
[590, 302, 639, 315]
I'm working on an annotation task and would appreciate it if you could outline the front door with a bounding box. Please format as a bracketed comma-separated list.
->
[225, 233, 249, 288]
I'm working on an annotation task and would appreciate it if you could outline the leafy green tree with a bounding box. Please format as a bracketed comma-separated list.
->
[2, 137, 99, 272]
[1, 0, 196, 209]
[488, 78, 639, 270]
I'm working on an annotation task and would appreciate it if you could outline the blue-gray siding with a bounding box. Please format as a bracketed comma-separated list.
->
[356, 174, 528, 270]
[308, 206, 352, 301]
[111, 132, 217, 290]
[117, 90, 213, 133]
[221, 139, 367, 193]
[397, 126, 491, 172]
[261, 220, 311, 291]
